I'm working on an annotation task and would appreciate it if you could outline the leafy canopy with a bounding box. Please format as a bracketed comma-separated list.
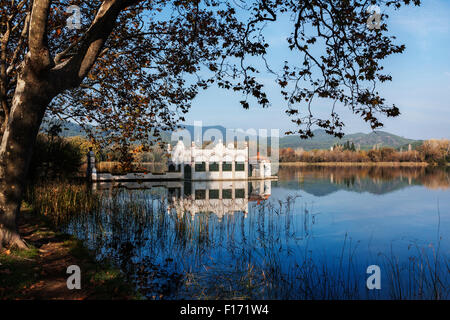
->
[0, 0, 420, 150]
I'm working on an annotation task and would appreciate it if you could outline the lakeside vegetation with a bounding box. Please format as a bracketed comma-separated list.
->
[1, 0, 447, 304]
[3, 131, 447, 300]
[0, 204, 136, 300]
[27, 129, 449, 180]
[279, 139, 450, 166]
[2, 163, 448, 300]
[28, 130, 168, 178]
[19, 180, 449, 300]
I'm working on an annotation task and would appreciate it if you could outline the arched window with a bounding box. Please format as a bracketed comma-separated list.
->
[209, 154, 220, 172]
[235, 155, 245, 171]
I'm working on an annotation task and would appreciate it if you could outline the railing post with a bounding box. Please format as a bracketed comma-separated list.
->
[87, 147, 97, 181]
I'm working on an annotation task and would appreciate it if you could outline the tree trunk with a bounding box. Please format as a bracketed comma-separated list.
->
[0, 58, 54, 249]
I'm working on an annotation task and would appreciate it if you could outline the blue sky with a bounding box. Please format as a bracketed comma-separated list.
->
[184, 0, 450, 140]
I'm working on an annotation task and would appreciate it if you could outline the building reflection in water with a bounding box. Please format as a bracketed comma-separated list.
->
[93, 180, 272, 219]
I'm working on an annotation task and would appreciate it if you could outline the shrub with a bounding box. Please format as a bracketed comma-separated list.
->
[380, 147, 396, 161]
[29, 134, 84, 180]
[419, 140, 450, 165]
[278, 143, 447, 164]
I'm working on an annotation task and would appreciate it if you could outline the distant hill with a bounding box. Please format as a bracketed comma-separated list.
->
[42, 121, 422, 150]
[40, 120, 89, 137]
[279, 130, 422, 150]
[39, 121, 230, 144]
[274, 174, 418, 196]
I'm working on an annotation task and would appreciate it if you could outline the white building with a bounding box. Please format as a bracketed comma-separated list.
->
[88, 140, 276, 181]
[168, 140, 274, 181]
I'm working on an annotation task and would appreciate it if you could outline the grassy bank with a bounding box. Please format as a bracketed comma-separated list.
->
[279, 161, 430, 167]
[0, 206, 138, 300]
[11, 180, 448, 300]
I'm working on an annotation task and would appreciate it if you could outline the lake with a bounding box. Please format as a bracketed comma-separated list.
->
[62, 165, 449, 299]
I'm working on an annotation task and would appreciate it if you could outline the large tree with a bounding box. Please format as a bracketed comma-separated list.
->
[0, 0, 420, 249]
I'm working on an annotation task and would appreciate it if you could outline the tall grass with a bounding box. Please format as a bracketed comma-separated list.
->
[25, 181, 102, 226]
[25, 182, 449, 300]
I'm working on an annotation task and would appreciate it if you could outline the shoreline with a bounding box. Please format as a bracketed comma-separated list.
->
[0, 208, 138, 300]
[278, 162, 431, 167]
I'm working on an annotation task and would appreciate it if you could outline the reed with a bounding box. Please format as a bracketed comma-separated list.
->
[25, 182, 449, 300]
[25, 181, 103, 226]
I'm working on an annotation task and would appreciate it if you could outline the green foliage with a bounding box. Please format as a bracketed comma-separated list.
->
[4, 0, 419, 151]
[28, 133, 85, 180]
[0, 245, 40, 299]
[0, 209, 137, 300]
[334, 141, 357, 151]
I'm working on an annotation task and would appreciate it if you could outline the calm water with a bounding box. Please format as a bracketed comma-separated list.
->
[64, 166, 450, 299]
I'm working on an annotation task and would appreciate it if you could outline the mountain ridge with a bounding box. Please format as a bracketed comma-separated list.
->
[42, 121, 423, 150]
[279, 129, 422, 150]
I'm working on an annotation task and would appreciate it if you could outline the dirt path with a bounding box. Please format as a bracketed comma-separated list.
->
[0, 210, 135, 300]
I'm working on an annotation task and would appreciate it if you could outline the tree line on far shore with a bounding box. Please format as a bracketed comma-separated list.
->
[29, 130, 450, 182]
[279, 139, 450, 165]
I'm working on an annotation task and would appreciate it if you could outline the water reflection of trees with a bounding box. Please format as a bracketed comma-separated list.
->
[63, 190, 326, 299]
[61, 187, 448, 300]
[278, 165, 450, 192]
